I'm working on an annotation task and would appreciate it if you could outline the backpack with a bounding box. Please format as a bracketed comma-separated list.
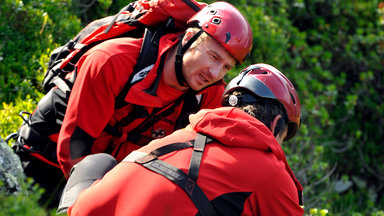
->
[8, 0, 205, 167]
[42, 0, 203, 93]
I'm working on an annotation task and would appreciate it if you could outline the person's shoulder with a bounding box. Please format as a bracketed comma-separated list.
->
[90, 37, 144, 57]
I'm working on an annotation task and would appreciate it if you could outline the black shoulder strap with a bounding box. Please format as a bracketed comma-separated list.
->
[187, 133, 207, 182]
[104, 88, 198, 154]
[181, 0, 202, 12]
[109, 93, 188, 154]
[134, 133, 217, 216]
[114, 17, 175, 109]
[174, 89, 201, 130]
[104, 17, 176, 138]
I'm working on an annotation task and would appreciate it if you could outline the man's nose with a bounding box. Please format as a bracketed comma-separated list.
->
[208, 64, 223, 80]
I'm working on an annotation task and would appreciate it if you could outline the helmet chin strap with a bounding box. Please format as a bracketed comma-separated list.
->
[174, 29, 204, 87]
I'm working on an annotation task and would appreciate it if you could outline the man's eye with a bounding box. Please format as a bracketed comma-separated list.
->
[210, 54, 218, 60]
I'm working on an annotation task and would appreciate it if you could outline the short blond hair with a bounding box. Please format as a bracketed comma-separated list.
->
[186, 27, 211, 45]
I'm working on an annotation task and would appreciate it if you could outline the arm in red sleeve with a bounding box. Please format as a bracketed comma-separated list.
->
[57, 47, 135, 177]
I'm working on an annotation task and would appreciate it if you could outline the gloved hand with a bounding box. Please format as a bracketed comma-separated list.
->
[57, 153, 117, 214]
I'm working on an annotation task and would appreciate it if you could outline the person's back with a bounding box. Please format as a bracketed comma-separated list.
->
[67, 107, 302, 216]
[62, 63, 304, 216]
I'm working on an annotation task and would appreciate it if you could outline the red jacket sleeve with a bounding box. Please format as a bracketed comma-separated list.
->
[57, 42, 139, 177]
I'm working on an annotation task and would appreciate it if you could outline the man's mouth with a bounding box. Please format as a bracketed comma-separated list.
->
[198, 74, 209, 84]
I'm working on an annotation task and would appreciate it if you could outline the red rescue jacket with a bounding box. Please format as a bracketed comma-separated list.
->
[68, 107, 304, 215]
[57, 33, 225, 176]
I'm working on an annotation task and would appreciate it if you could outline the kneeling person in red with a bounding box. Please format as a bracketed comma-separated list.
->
[59, 63, 304, 216]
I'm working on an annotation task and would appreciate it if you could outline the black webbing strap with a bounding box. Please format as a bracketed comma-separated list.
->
[181, 0, 202, 12]
[174, 29, 204, 87]
[151, 141, 192, 156]
[104, 3, 134, 34]
[135, 133, 217, 216]
[114, 17, 175, 109]
[187, 133, 207, 182]
[107, 93, 193, 156]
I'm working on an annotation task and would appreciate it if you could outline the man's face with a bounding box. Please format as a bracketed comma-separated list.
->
[182, 33, 236, 91]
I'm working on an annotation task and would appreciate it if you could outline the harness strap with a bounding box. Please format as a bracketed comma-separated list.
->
[120, 92, 187, 136]
[106, 93, 192, 156]
[151, 141, 192, 156]
[138, 159, 216, 216]
[114, 17, 175, 109]
[126, 134, 151, 146]
[104, 3, 134, 34]
[134, 133, 217, 216]
[188, 133, 207, 182]
[181, 0, 202, 12]
[52, 77, 71, 94]
[174, 29, 204, 87]
[123, 141, 192, 163]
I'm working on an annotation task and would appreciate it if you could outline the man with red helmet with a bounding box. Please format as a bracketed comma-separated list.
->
[58, 63, 304, 215]
[56, 0, 252, 177]
[11, 0, 252, 207]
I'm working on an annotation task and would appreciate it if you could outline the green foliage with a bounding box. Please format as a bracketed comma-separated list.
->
[0, 0, 80, 212]
[0, 0, 81, 104]
[308, 208, 329, 216]
[71, 0, 132, 25]
[71, 0, 112, 25]
[0, 178, 54, 216]
[0, 95, 40, 139]
[232, 0, 384, 215]
[286, 1, 384, 215]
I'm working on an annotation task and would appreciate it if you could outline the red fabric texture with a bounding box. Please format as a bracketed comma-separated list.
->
[68, 107, 304, 216]
[137, 0, 207, 30]
[57, 33, 225, 177]
[61, 0, 206, 68]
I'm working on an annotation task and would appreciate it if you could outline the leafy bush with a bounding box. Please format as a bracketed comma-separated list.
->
[0, 96, 40, 140]
[285, 1, 384, 215]
[0, 179, 55, 216]
[228, 0, 384, 215]
[0, 0, 81, 104]
[0, 0, 81, 214]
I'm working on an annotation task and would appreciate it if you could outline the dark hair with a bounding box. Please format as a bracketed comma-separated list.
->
[223, 90, 288, 137]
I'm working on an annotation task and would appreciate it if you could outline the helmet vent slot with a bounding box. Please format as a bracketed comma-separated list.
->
[208, 9, 217, 15]
[290, 93, 296, 104]
[212, 17, 221, 24]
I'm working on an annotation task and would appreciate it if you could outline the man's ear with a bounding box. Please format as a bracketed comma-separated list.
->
[270, 115, 282, 135]
[182, 29, 194, 46]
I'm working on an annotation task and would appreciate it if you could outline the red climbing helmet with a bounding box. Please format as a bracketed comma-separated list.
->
[222, 63, 301, 140]
[187, 1, 253, 63]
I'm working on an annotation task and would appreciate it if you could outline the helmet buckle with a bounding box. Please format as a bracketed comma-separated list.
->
[228, 95, 238, 106]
